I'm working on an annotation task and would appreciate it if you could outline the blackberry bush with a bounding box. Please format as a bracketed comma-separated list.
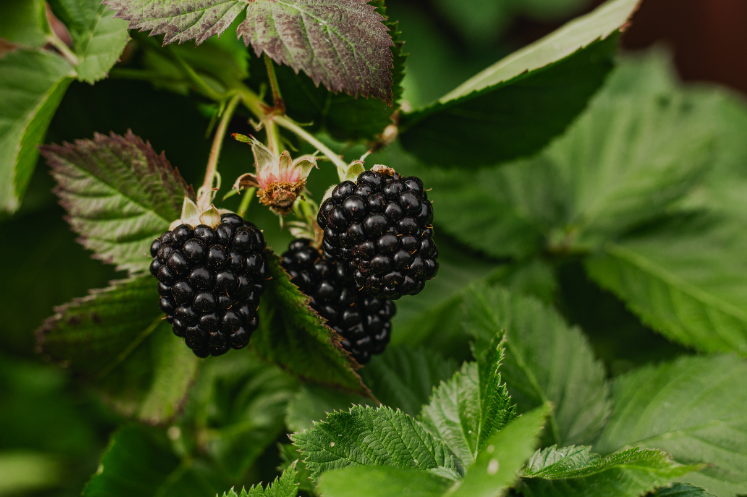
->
[149, 213, 267, 358]
[316, 167, 439, 300]
[281, 238, 396, 365]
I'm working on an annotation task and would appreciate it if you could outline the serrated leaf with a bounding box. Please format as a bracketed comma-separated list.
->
[420, 335, 516, 471]
[651, 484, 716, 497]
[285, 385, 371, 433]
[464, 285, 610, 447]
[40, 131, 194, 274]
[388, 54, 716, 259]
[49, 0, 130, 83]
[449, 404, 550, 497]
[585, 215, 747, 355]
[253, 0, 406, 141]
[291, 405, 457, 481]
[0, 0, 49, 47]
[180, 350, 298, 478]
[253, 252, 372, 398]
[220, 463, 299, 497]
[83, 426, 227, 497]
[103, 0, 395, 103]
[398, 0, 640, 168]
[0, 49, 74, 214]
[279, 444, 315, 494]
[319, 466, 451, 497]
[595, 354, 747, 497]
[37, 277, 199, 424]
[359, 346, 457, 416]
[519, 446, 698, 497]
[139, 25, 249, 95]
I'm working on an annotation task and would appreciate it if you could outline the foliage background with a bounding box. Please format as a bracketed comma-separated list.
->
[2, 0, 747, 496]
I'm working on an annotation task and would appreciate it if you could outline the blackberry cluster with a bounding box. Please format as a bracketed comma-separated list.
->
[317, 170, 438, 300]
[149, 213, 267, 358]
[281, 238, 395, 365]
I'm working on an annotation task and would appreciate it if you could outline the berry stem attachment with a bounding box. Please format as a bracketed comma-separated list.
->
[198, 93, 241, 211]
[274, 115, 349, 181]
[238, 187, 257, 218]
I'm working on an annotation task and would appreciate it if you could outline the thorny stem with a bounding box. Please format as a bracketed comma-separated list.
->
[198, 94, 241, 210]
[169, 47, 224, 102]
[264, 54, 285, 114]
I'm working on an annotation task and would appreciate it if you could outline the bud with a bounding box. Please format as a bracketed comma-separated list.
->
[233, 135, 317, 215]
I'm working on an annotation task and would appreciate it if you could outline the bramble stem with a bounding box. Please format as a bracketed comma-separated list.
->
[48, 33, 79, 65]
[198, 94, 241, 210]
[264, 54, 285, 113]
[275, 115, 348, 180]
[238, 187, 257, 218]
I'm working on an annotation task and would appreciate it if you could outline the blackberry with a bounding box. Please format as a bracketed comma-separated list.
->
[281, 238, 395, 365]
[316, 168, 438, 300]
[149, 213, 267, 357]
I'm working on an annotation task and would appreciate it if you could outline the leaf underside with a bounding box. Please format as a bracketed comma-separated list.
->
[40, 131, 194, 274]
[102, 0, 395, 103]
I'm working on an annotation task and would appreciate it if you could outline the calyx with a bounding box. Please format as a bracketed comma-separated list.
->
[232, 134, 317, 215]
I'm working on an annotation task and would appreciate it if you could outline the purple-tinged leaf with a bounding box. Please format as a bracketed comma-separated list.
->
[40, 131, 194, 274]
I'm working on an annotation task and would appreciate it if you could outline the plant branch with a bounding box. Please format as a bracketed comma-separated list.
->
[264, 54, 285, 114]
[47, 33, 79, 66]
[198, 94, 241, 210]
[275, 115, 348, 180]
[168, 47, 224, 101]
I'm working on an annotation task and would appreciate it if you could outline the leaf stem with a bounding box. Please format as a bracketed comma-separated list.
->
[47, 33, 79, 66]
[264, 53, 285, 114]
[198, 94, 241, 210]
[169, 47, 224, 102]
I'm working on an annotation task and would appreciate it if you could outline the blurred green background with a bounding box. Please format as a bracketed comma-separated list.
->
[3, 0, 747, 495]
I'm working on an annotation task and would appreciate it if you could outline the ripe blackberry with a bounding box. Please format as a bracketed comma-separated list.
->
[281, 238, 396, 365]
[316, 168, 439, 300]
[149, 213, 267, 358]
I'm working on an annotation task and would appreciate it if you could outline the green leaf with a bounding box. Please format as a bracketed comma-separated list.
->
[220, 463, 299, 497]
[291, 405, 458, 481]
[651, 484, 716, 497]
[464, 285, 610, 447]
[180, 350, 298, 478]
[285, 385, 371, 434]
[0, 0, 49, 47]
[595, 354, 747, 497]
[398, 0, 640, 168]
[0, 49, 74, 214]
[83, 426, 226, 497]
[40, 131, 194, 274]
[104, 0, 395, 103]
[319, 466, 451, 497]
[449, 404, 550, 497]
[49, 0, 130, 83]
[254, 251, 372, 398]
[0, 451, 62, 496]
[257, 1, 406, 141]
[389, 56, 716, 259]
[37, 277, 199, 424]
[360, 346, 457, 416]
[279, 444, 315, 494]
[519, 446, 698, 497]
[420, 335, 516, 470]
[586, 215, 747, 355]
[139, 26, 249, 95]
